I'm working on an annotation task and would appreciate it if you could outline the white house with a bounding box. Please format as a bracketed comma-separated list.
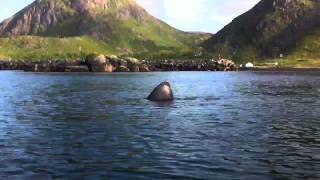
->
[245, 62, 254, 68]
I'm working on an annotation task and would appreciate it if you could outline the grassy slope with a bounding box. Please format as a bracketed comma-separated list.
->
[285, 28, 320, 67]
[204, 0, 320, 67]
[108, 17, 208, 59]
[0, 0, 209, 61]
[206, 30, 320, 68]
[256, 28, 320, 68]
[0, 23, 206, 61]
[206, 27, 320, 67]
[0, 17, 207, 61]
[0, 36, 115, 60]
[0, 33, 203, 61]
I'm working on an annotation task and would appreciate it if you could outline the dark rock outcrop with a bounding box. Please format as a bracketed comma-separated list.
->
[65, 65, 89, 72]
[125, 57, 141, 72]
[147, 58, 236, 71]
[115, 65, 130, 72]
[0, 59, 86, 72]
[147, 82, 174, 102]
[139, 64, 150, 72]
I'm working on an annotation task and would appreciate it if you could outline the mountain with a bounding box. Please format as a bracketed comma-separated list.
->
[204, 0, 320, 65]
[0, 0, 210, 60]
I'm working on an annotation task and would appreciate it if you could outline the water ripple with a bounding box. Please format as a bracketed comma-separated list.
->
[0, 71, 320, 179]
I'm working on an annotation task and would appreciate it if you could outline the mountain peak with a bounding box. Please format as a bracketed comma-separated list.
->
[0, 0, 207, 57]
[70, 0, 137, 12]
[34, 0, 136, 8]
[204, 0, 320, 60]
[0, 0, 143, 36]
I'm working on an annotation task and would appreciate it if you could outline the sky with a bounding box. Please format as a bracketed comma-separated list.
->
[0, 0, 260, 33]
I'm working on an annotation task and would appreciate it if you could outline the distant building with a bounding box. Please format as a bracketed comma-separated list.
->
[245, 62, 254, 68]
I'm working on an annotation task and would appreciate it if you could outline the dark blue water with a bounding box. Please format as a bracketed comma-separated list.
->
[0, 71, 320, 179]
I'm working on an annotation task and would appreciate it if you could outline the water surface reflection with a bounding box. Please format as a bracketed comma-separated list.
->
[0, 71, 319, 179]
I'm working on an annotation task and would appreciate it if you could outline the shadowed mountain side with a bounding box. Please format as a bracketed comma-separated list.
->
[204, 0, 320, 64]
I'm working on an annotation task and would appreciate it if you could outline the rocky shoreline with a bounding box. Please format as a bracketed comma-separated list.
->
[0, 54, 237, 72]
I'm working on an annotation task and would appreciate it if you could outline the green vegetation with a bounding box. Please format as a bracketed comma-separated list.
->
[254, 27, 320, 68]
[287, 28, 320, 62]
[0, 36, 114, 60]
[203, 0, 320, 67]
[0, 33, 203, 61]
[0, 0, 209, 61]
[3, 0, 320, 68]
[0, 5, 209, 60]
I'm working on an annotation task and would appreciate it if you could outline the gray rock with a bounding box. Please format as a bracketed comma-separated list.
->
[65, 65, 89, 72]
[85, 54, 113, 72]
[147, 82, 174, 101]
[139, 64, 150, 72]
[125, 57, 141, 72]
[115, 65, 130, 72]
[129, 64, 140, 72]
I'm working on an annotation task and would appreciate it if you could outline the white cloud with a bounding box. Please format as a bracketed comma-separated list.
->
[163, 0, 203, 23]
[136, 0, 165, 19]
[214, 0, 259, 15]
[162, 0, 206, 31]
[136, 0, 261, 33]
[208, 0, 260, 27]
[209, 15, 234, 25]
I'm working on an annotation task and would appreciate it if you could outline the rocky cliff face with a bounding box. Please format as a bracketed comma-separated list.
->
[205, 0, 320, 59]
[0, 0, 72, 36]
[0, 0, 144, 37]
[0, 0, 207, 57]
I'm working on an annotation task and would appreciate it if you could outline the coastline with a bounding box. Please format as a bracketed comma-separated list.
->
[1, 59, 319, 73]
[0, 55, 237, 72]
[242, 67, 320, 72]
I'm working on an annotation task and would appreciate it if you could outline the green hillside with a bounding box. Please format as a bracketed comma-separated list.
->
[261, 28, 320, 68]
[0, 33, 204, 60]
[0, 0, 209, 60]
[0, 36, 113, 60]
[204, 0, 320, 67]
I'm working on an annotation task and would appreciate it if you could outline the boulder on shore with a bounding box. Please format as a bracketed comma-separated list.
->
[139, 64, 150, 72]
[115, 65, 130, 72]
[85, 54, 114, 72]
[147, 82, 174, 101]
[124, 57, 141, 72]
[65, 65, 89, 72]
